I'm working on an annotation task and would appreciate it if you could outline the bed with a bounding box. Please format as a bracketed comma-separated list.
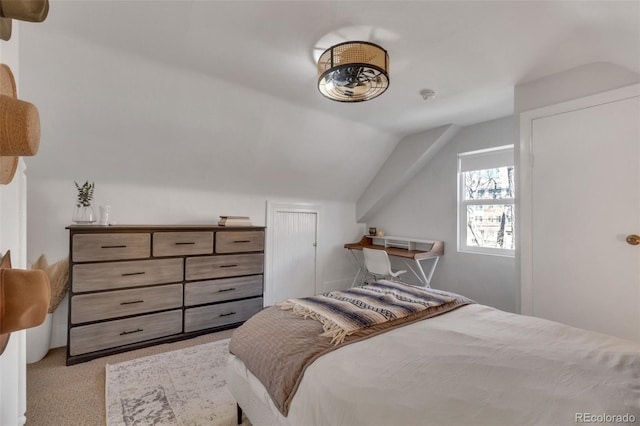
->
[227, 281, 640, 426]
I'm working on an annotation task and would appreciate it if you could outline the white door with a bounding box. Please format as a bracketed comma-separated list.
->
[522, 86, 639, 341]
[266, 204, 319, 305]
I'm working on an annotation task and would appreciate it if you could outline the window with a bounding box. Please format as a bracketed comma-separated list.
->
[458, 145, 514, 256]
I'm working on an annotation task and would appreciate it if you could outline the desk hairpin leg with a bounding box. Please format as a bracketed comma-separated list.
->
[402, 260, 423, 285]
[348, 249, 366, 287]
[401, 257, 439, 287]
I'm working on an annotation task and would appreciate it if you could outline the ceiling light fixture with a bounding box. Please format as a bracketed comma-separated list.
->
[317, 41, 389, 102]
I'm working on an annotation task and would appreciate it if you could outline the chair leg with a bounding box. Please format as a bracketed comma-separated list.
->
[237, 403, 243, 424]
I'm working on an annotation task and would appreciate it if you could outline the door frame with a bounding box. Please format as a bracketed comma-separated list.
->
[0, 159, 28, 426]
[264, 201, 323, 306]
[518, 83, 640, 316]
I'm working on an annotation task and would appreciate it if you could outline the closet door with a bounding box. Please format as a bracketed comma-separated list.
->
[265, 203, 320, 306]
[523, 86, 639, 341]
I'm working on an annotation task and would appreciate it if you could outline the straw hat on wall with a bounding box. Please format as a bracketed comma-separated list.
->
[0, 16, 10, 41]
[0, 250, 51, 355]
[0, 63, 41, 184]
[0, 0, 49, 41]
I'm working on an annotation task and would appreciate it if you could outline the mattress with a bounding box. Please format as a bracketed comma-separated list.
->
[228, 354, 289, 426]
[227, 303, 640, 426]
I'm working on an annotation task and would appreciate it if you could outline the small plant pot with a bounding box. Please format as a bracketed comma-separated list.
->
[73, 205, 96, 224]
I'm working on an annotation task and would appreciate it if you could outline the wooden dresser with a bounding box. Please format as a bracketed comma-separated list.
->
[66, 225, 264, 365]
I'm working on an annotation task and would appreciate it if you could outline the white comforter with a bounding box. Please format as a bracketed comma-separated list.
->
[230, 304, 640, 426]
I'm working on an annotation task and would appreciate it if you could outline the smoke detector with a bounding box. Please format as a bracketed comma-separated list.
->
[419, 89, 437, 100]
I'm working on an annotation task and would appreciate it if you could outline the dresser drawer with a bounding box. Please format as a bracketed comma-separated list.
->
[72, 258, 183, 293]
[72, 233, 150, 262]
[71, 284, 183, 324]
[215, 231, 264, 253]
[69, 309, 182, 356]
[185, 254, 264, 281]
[153, 231, 213, 257]
[184, 297, 263, 332]
[185, 275, 262, 307]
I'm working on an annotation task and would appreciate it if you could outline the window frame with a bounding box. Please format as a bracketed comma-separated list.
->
[457, 145, 515, 257]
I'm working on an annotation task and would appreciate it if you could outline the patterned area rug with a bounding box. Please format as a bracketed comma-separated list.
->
[106, 338, 247, 426]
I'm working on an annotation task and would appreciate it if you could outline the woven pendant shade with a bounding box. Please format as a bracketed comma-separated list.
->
[317, 41, 389, 102]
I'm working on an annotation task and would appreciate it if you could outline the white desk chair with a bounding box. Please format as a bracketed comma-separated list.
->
[363, 248, 407, 283]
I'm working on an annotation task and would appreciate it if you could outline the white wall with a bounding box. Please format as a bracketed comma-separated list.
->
[515, 62, 640, 113]
[27, 179, 365, 347]
[356, 124, 459, 223]
[365, 116, 517, 312]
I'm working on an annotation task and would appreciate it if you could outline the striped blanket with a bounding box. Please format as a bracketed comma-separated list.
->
[278, 280, 456, 344]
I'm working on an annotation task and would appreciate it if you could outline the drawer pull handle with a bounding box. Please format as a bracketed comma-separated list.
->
[121, 272, 146, 277]
[219, 312, 236, 317]
[175, 242, 196, 245]
[219, 264, 237, 268]
[120, 300, 144, 305]
[217, 288, 236, 293]
[120, 328, 143, 335]
[233, 240, 251, 243]
[102, 245, 127, 249]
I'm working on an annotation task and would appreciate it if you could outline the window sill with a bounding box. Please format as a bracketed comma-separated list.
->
[458, 248, 515, 258]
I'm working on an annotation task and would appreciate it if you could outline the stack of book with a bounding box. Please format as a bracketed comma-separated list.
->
[218, 216, 252, 227]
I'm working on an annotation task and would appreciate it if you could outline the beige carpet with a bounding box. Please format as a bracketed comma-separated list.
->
[27, 329, 237, 426]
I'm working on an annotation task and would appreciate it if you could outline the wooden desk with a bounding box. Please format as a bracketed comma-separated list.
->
[344, 235, 444, 287]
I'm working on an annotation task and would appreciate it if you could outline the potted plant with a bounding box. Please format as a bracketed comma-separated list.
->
[72, 181, 95, 224]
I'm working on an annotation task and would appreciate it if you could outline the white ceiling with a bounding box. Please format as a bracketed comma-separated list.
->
[13, 1, 640, 203]
[37, 0, 640, 136]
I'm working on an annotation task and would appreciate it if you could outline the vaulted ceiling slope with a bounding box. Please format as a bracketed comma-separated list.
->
[17, 1, 640, 200]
